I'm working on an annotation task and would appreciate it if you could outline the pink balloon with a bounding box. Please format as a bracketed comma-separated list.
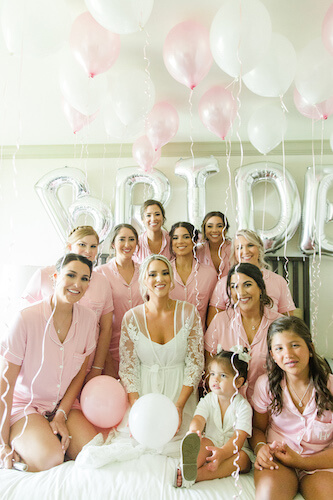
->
[199, 86, 237, 139]
[322, 3, 333, 57]
[145, 101, 179, 150]
[294, 88, 333, 120]
[163, 21, 213, 89]
[70, 11, 120, 78]
[62, 97, 98, 134]
[81, 375, 128, 428]
[132, 135, 161, 172]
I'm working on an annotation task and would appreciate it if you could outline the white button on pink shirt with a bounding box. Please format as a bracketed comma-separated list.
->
[169, 259, 217, 332]
[0, 298, 97, 425]
[95, 258, 143, 373]
[205, 307, 282, 403]
[209, 268, 295, 314]
[133, 229, 171, 264]
[253, 374, 333, 457]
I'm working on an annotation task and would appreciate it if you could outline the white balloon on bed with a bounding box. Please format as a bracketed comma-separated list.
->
[128, 394, 179, 450]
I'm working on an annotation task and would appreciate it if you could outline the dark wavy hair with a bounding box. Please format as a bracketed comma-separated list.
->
[207, 350, 248, 386]
[169, 221, 199, 256]
[55, 253, 93, 277]
[201, 211, 229, 241]
[266, 316, 333, 417]
[226, 263, 273, 313]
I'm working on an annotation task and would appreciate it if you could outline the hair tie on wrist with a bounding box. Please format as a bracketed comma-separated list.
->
[92, 366, 103, 370]
[56, 408, 67, 421]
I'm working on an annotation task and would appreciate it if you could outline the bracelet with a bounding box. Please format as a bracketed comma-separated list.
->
[91, 366, 103, 370]
[56, 408, 67, 421]
[254, 441, 266, 455]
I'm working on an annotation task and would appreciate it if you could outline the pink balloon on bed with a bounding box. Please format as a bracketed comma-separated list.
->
[81, 375, 128, 428]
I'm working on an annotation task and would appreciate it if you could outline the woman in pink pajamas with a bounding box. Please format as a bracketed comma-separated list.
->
[133, 199, 171, 264]
[207, 229, 295, 327]
[0, 254, 98, 472]
[21, 225, 113, 381]
[96, 224, 143, 378]
[168, 221, 217, 332]
[196, 211, 231, 278]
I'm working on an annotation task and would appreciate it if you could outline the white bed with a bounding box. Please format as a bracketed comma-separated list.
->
[0, 453, 305, 500]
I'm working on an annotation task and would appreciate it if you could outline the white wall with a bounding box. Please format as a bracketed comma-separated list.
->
[1, 147, 332, 355]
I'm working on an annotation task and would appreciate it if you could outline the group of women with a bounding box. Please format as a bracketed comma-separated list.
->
[1, 198, 332, 500]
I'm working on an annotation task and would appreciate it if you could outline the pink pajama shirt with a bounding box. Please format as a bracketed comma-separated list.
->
[96, 258, 143, 374]
[133, 229, 171, 264]
[0, 298, 96, 425]
[169, 259, 217, 332]
[205, 307, 282, 403]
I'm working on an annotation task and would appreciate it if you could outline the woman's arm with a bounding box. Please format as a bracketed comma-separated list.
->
[206, 306, 222, 328]
[86, 312, 113, 382]
[0, 357, 21, 468]
[175, 385, 194, 433]
[250, 410, 279, 470]
[274, 444, 333, 470]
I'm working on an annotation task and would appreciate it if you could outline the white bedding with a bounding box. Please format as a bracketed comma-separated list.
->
[0, 454, 305, 500]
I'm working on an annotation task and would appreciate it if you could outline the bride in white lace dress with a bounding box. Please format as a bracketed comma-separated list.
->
[119, 254, 204, 442]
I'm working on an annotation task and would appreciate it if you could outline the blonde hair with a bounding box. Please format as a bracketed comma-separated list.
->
[139, 255, 174, 301]
[66, 226, 99, 249]
[231, 229, 269, 269]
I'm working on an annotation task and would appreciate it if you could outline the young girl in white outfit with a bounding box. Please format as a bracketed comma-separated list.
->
[251, 316, 333, 500]
[176, 347, 253, 487]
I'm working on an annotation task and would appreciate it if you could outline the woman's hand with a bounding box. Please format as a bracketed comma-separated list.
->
[0, 444, 19, 469]
[50, 412, 71, 454]
[273, 442, 303, 469]
[175, 405, 183, 434]
[205, 446, 225, 471]
[255, 442, 280, 471]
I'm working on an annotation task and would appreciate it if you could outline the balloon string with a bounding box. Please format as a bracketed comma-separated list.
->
[188, 89, 194, 166]
[225, 138, 235, 224]
[280, 101, 291, 292]
[142, 27, 152, 123]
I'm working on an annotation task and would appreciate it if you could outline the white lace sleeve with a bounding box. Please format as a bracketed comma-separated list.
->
[183, 303, 204, 388]
[118, 310, 141, 394]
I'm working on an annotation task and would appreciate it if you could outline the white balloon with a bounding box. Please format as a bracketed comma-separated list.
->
[110, 69, 155, 126]
[1, 0, 71, 56]
[210, 0, 271, 77]
[103, 99, 144, 140]
[128, 394, 179, 450]
[59, 52, 108, 115]
[247, 104, 287, 155]
[243, 33, 297, 97]
[85, 0, 154, 34]
[295, 38, 333, 105]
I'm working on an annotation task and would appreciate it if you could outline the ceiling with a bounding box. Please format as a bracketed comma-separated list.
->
[0, 0, 333, 149]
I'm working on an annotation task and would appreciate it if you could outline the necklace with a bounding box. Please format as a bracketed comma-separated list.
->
[251, 319, 261, 331]
[288, 380, 312, 408]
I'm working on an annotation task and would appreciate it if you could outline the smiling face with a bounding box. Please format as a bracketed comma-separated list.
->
[54, 260, 91, 304]
[205, 216, 226, 245]
[234, 236, 260, 267]
[270, 330, 311, 379]
[208, 360, 242, 400]
[171, 226, 194, 257]
[145, 259, 171, 299]
[143, 204, 164, 233]
[113, 227, 137, 259]
[230, 272, 261, 312]
[69, 235, 99, 262]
